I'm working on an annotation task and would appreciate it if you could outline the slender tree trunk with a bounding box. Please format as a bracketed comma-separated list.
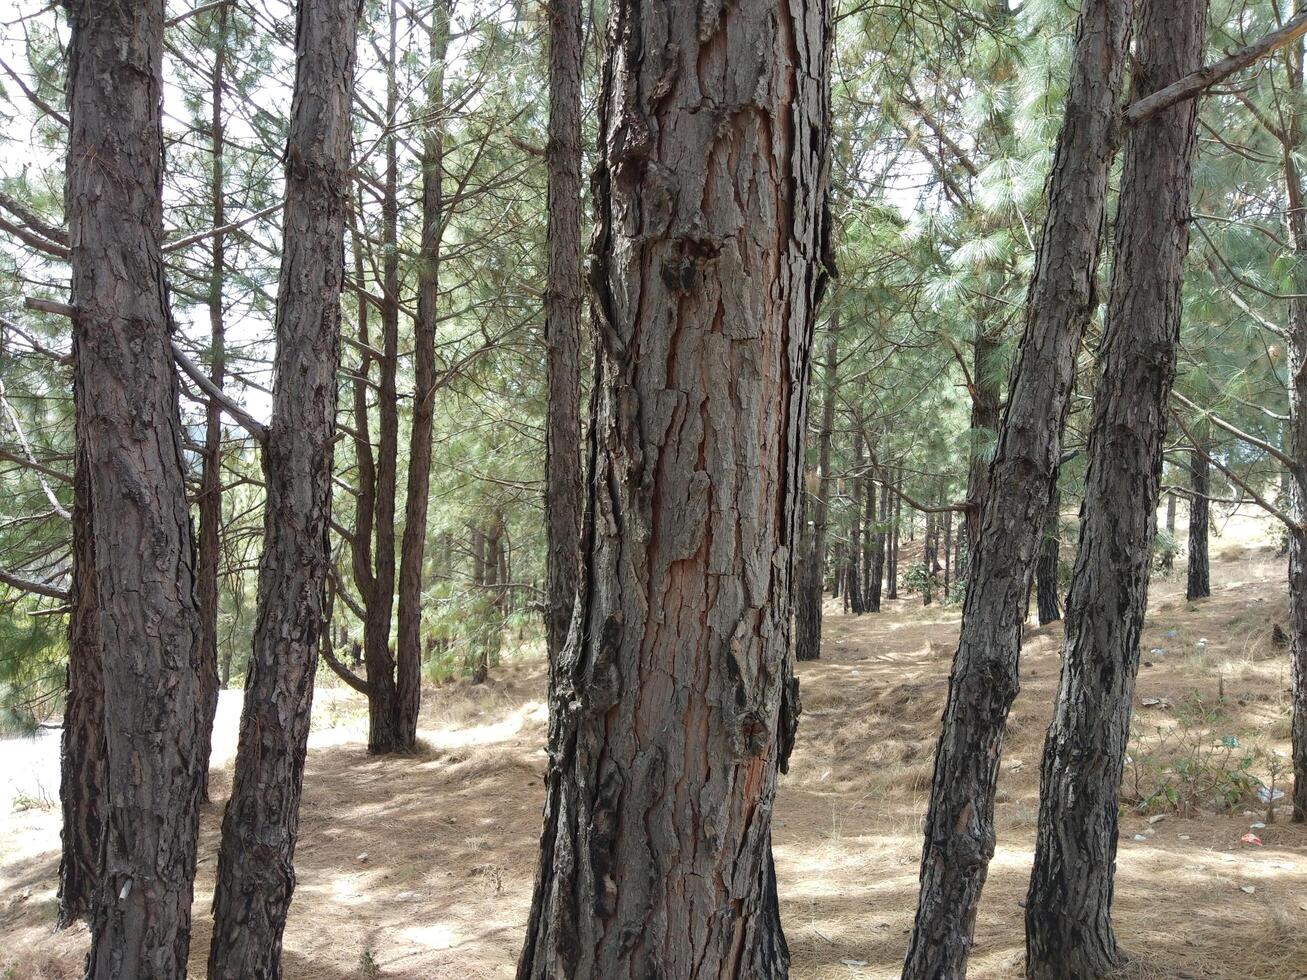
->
[208, 3, 359, 973]
[796, 316, 839, 661]
[1025, 3, 1205, 971]
[865, 471, 882, 611]
[1281, 14, 1307, 822]
[943, 505, 952, 596]
[887, 471, 900, 600]
[1186, 438, 1211, 600]
[902, 3, 1133, 974]
[396, 0, 452, 750]
[57, 439, 102, 928]
[1035, 485, 1061, 625]
[195, 1, 228, 805]
[515, 0, 831, 969]
[65, 2, 207, 972]
[544, 0, 584, 668]
[966, 331, 1001, 549]
[1162, 490, 1176, 571]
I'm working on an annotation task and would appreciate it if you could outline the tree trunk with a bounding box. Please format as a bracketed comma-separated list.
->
[1281, 14, 1307, 823]
[65, 2, 208, 972]
[207, 2, 358, 974]
[966, 330, 1001, 549]
[887, 471, 900, 600]
[544, 0, 585, 669]
[796, 316, 839, 661]
[1035, 485, 1061, 625]
[1024, 2, 1205, 971]
[865, 472, 882, 611]
[1162, 490, 1176, 571]
[195, 1, 229, 805]
[943, 505, 952, 596]
[1186, 439, 1211, 600]
[515, 0, 831, 969]
[902, 3, 1133, 975]
[396, 0, 452, 751]
[57, 438, 103, 928]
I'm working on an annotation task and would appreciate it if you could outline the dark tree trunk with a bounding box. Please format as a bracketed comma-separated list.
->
[65, 1, 208, 972]
[207, 2, 358, 974]
[1162, 490, 1176, 571]
[396, 1, 452, 750]
[796, 316, 838, 662]
[544, 0, 584, 669]
[922, 510, 936, 606]
[1035, 486, 1061, 625]
[902, 3, 1133, 975]
[887, 470, 900, 600]
[1186, 439, 1211, 600]
[1024, 2, 1205, 972]
[966, 330, 1001, 549]
[848, 441, 865, 614]
[865, 471, 882, 611]
[516, 0, 831, 969]
[195, 1, 228, 805]
[57, 439, 103, 928]
[943, 505, 952, 595]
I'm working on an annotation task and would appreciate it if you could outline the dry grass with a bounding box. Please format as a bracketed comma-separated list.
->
[2, 517, 1305, 979]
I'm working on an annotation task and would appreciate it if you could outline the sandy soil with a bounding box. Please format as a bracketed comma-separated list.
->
[2, 519, 1305, 979]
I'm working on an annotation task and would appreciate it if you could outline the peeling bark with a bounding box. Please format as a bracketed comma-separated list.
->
[516, 0, 831, 971]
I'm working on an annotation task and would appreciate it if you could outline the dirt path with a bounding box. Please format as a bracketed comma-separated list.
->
[3, 545, 1305, 979]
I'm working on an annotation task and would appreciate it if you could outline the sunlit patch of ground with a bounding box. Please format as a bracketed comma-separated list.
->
[2, 513, 1305, 978]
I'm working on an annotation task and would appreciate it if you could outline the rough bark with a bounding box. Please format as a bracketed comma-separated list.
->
[1024, 2, 1205, 972]
[544, 0, 585, 669]
[1035, 485, 1061, 625]
[65, 1, 207, 973]
[57, 436, 103, 928]
[1186, 442, 1211, 600]
[396, 0, 452, 750]
[195, 0, 228, 805]
[796, 317, 838, 661]
[902, 3, 1133, 975]
[966, 330, 1001, 549]
[515, 0, 831, 970]
[206, 2, 358, 974]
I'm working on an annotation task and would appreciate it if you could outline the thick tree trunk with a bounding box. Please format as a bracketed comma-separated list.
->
[396, 1, 452, 750]
[57, 439, 103, 928]
[195, 2, 228, 805]
[206, 2, 358, 974]
[543, 0, 585, 668]
[65, 2, 208, 973]
[516, 0, 830, 970]
[1024, 3, 1205, 972]
[1186, 443, 1211, 600]
[902, 3, 1132, 975]
[1035, 486, 1061, 625]
[796, 317, 838, 661]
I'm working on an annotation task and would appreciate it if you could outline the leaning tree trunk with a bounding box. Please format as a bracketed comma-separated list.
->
[1186, 439, 1211, 600]
[65, 2, 208, 973]
[396, 0, 452, 750]
[1024, 2, 1205, 972]
[902, 3, 1133, 975]
[515, 0, 831, 970]
[195, 1, 229, 805]
[1035, 485, 1061, 625]
[543, 0, 585, 669]
[206, 1, 359, 974]
[796, 315, 839, 661]
[57, 438, 102, 928]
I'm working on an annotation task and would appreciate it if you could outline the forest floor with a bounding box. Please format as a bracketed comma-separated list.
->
[3, 517, 1306, 979]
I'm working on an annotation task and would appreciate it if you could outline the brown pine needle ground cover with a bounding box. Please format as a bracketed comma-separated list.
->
[3, 524, 1305, 979]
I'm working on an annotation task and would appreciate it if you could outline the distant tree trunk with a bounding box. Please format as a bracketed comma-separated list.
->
[1025, 4, 1204, 972]
[966, 330, 1001, 550]
[942, 505, 952, 595]
[1035, 486, 1061, 625]
[207, 2, 358, 974]
[1186, 438, 1211, 600]
[515, 0, 830, 969]
[865, 471, 882, 611]
[849, 436, 865, 614]
[1162, 489, 1177, 570]
[396, 1, 452, 750]
[796, 316, 839, 662]
[195, 1, 229, 805]
[544, 0, 585, 670]
[65, 1, 207, 972]
[902, 2, 1133, 975]
[922, 510, 936, 606]
[57, 440, 102, 928]
[887, 471, 900, 600]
